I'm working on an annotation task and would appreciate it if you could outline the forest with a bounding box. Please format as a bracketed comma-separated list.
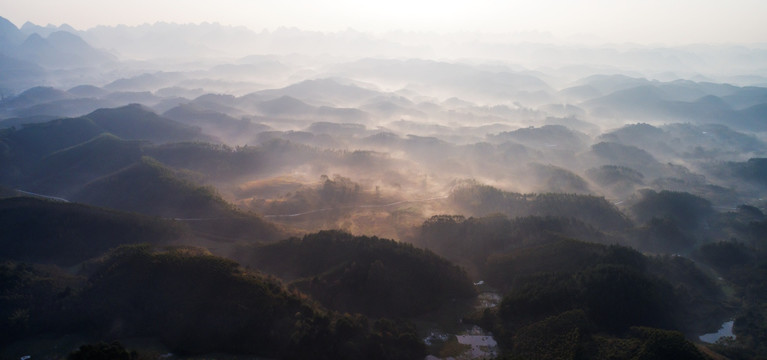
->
[1, 14, 767, 360]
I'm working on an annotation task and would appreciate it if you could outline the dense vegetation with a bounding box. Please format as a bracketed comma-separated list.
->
[0, 197, 184, 265]
[240, 230, 475, 318]
[2, 246, 426, 360]
[2, 53, 767, 358]
[693, 240, 767, 359]
[72, 157, 284, 242]
[28, 134, 144, 196]
[449, 182, 633, 231]
[474, 239, 724, 359]
[414, 213, 616, 275]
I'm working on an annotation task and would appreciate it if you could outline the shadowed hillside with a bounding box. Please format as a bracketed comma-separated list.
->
[239, 230, 475, 318]
[0, 197, 185, 265]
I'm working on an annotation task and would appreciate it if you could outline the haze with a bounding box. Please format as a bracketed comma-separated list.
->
[3, 1, 767, 359]
[3, 0, 767, 44]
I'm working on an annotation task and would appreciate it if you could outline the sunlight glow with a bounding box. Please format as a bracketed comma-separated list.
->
[1, 0, 766, 44]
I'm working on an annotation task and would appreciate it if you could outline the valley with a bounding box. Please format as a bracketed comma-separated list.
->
[1, 14, 767, 360]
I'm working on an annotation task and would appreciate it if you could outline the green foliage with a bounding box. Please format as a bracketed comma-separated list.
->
[0, 261, 83, 345]
[84, 104, 207, 143]
[733, 303, 767, 356]
[530, 163, 593, 194]
[449, 182, 632, 231]
[0, 118, 104, 184]
[416, 213, 618, 276]
[29, 133, 143, 196]
[647, 255, 728, 333]
[73, 156, 229, 218]
[629, 327, 708, 360]
[77, 246, 425, 359]
[486, 239, 646, 292]
[590, 141, 661, 175]
[10, 117, 104, 158]
[242, 230, 475, 317]
[71, 156, 283, 242]
[586, 165, 645, 187]
[0, 105, 206, 186]
[631, 217, 697, 253]
[511, 310, 590, 360]
[578, 265, 675, 332]
[0, 197, 184, 266]
[695, 241, 754, 275]
[68, 342, 138, 360]
[497, 263, 675, 334]
[320, 174, 360, 204]
[491, 239, 725, 342]
[707, 207, 767, 250]
[144, 141, 263, 180]
[582, 327, 707, 360]
[628, 189, 713, 231]
[258, 174, 363, 216]
[718, 157, 767, 186]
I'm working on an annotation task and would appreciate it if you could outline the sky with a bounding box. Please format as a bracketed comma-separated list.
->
[2, 0, 766, 45]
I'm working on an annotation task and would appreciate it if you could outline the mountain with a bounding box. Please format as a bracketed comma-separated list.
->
[1, 245, 426, 359]
[529, 163, 593, 194]
[663, 94, 735, 122]
[0, 54, 47, 93]
[12, 97, 117, 118]
[1, 86, 74, 109]
[143, 142, 263, 180]
[19, 21, 78, 37]
[27, 134, 143, 196]
[360, 99, 426, 119]
[72, 157, 232, 218]
[0, 104, 212, 187]
[588, 141, 664, 177]
[333, 58, 553, 102]
[0, 104, 209, 180]
[737, 103, 767, 132]
[0, 16, 24, 47]
[240, 230, 475, 318]
[254, 95, 316, 116]
[557, 84, 603, 102]
[256, 78, 381, 106]
[104, 72, 185, 92]
[72, 157, 283, 242]
[0, 196, 185, 266]
[84, 104, 210, 143]
[67, 84, 109, 98]
[487, 124, 590, 152]
[575, 74, 651, 94]
[628, 189, 714, 231]
[0, 117, 105, 169]
[722, 86, 767, 109]
[586, 165, 645, 197]
[163, 103, 270, 143]
[583, 85, 668, 118]
[14, 31, 115, 69]
[449, 182, 632, 231]
[0, 115, 58, 129]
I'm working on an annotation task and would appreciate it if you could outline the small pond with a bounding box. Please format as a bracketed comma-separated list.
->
[699, 320, 735, 344]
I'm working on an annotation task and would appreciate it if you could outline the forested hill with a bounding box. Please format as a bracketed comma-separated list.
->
[239, 230, 476, 318]
[1, 246, 427, 359]
[71, 157, 285, 242]
[449, 182, 633, 231]
[0, 196, 185, 266]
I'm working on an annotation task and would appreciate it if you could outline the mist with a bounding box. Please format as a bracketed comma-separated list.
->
[2, 8, 767, 360]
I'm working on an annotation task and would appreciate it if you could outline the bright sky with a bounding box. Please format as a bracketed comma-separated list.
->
[2, 0, 766, 44]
